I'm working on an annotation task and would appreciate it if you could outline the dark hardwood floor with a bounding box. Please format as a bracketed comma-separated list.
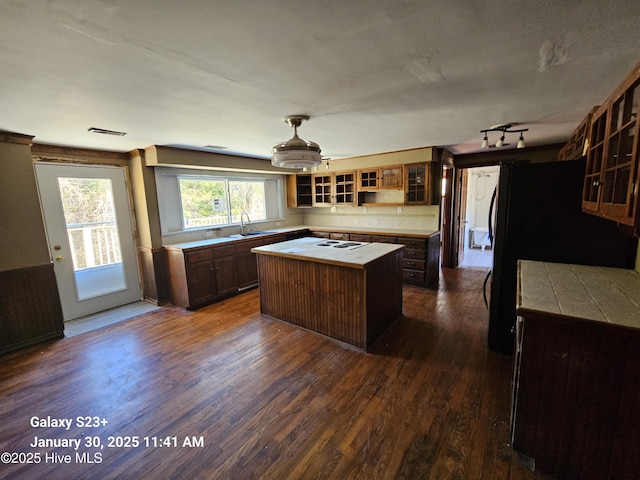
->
[0, 267, 552, 480]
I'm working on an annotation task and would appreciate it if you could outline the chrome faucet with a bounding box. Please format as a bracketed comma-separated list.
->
[240, 212, 251, 235]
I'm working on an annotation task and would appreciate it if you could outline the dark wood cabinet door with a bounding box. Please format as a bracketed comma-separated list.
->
[236, 252, 258, 290]
[214, 256, 238, 297]
[186, 261, 216, 306]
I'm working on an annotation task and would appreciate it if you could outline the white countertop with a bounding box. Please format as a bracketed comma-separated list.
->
[251, 237, 404, 269]
[164, 227, 305, 250]
[164, 225, 438, 250]
[517, 260, 640, 330]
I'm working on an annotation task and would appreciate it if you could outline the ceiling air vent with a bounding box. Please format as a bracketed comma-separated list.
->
[87, 127, 127, 136]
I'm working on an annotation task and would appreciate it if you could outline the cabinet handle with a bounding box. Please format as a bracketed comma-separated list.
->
[593, 180, 604, 187]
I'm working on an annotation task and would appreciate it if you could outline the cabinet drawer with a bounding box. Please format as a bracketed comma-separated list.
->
[402, 269, 425, 284]
[186, 248, 213, 264]
[372, 235, 396, 244]
[403, 248, 425, 260]
[212, 245, 236, 258]
[349, 234, 372, 242]
[403, 258, 425, 271]
[329, 232, 350, 240]
[267, 235, 288, 244]
[397, 237, 427, 250]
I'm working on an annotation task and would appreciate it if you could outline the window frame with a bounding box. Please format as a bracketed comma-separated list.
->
[155, 168, 285, 237]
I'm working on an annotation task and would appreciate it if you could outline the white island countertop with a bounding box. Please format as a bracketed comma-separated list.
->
[251, 237, 404, 269]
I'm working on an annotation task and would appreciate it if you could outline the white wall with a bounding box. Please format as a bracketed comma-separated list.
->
[465, 166, 499, 248]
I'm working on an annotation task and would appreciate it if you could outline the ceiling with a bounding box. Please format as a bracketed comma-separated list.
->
[1, 1, 640, 161]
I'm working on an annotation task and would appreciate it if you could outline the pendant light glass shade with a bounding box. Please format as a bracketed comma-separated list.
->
[271, 115, 322, 168]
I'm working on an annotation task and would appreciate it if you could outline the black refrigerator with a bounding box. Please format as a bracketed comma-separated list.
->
[487, 159, 637, 354]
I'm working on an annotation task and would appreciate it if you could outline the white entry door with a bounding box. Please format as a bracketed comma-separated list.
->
[35, 163, 141, 321]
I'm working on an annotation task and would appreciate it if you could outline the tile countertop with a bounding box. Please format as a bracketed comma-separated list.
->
[517, 260, 640, 330]
[251, 237, 404, 269]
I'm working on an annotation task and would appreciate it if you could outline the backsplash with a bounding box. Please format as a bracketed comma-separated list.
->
[160, 206, 440, 245]
[302, 205, 440, 232]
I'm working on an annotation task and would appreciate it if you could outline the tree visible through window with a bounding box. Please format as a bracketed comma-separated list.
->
[179, 177, 267, 229]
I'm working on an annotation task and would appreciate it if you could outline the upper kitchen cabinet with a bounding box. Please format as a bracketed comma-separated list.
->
[405, 163, 430, 205]
[286, 173, 312, 208]
[312, 173, 333, 206]
[312, 171, 356, 206]
[582, 62, 640, 228]
[557, 107, 595, 161]
[357, 165, 404, 191]
[334, 171, 357, 205]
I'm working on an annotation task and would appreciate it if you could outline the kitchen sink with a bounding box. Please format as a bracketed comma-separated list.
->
[229, 231, 270, 238]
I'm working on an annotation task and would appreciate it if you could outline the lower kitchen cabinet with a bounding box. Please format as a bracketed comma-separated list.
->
[235, 251, 258, 291]
[512, 260, 640, 480]
[235, 237, 274, 290]
[310, 229, 440, 289]
[397, 234, 440, 289]
[167, 244, 237, 309]
[213, 251, 238, 297]
[183, 250, 216, 307]
[166, 233, 291, 309]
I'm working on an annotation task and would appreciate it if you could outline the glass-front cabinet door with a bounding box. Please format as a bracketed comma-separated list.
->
[312, 174, 333, 206]
[405, 163, 429, 205]
[600, 79, 640, 220]
[334, 172, 356, 205]
[358, 168, 379, 191]
[583, 105, 608, 213]
[582, 66, 640, 226]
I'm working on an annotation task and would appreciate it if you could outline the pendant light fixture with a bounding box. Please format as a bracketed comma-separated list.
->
[480, 124, 528, 149]
[271, 115, 322, 168]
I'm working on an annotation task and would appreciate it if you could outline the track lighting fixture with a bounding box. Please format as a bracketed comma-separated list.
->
[480, 124, 528, 149]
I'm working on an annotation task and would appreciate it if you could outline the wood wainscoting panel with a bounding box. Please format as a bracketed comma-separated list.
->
[0, 263, 64, 354]
[138, 246, 171, 305]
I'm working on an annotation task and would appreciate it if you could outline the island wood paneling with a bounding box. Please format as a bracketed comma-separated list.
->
[256, 249, 403, 351]
[365, 251, 403, 346]
[257, 254, 366, 348]
[0, 263, 64, 354]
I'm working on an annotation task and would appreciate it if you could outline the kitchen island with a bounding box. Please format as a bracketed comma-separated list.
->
[252, 237, 404, 351]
